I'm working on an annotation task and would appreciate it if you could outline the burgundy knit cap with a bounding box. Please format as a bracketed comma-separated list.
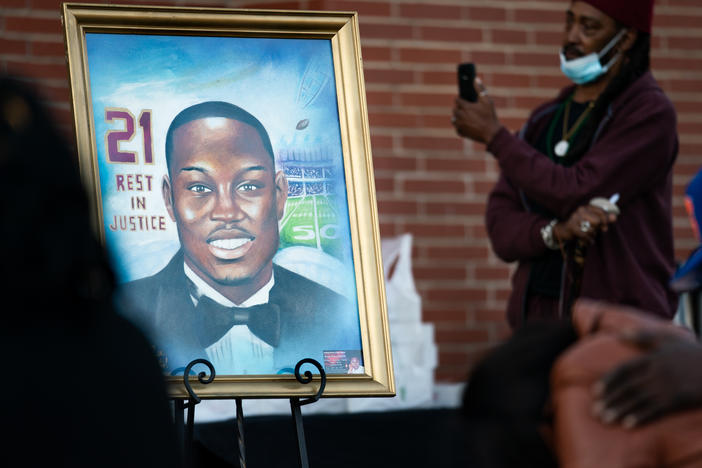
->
[580, 0, 655, 33]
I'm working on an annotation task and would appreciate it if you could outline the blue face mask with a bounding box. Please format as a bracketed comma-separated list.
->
[559, 29, 627, 85]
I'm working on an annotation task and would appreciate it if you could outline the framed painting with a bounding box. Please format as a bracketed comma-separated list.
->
[62, 3, 393, 399]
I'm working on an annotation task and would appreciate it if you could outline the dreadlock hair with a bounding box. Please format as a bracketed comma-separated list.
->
[562, 31, 651, 165]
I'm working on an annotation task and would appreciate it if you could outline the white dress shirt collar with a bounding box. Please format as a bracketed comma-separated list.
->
[183, 262, 275, 307]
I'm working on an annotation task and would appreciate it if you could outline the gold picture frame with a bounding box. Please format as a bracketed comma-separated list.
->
[62, 2, 393, 399]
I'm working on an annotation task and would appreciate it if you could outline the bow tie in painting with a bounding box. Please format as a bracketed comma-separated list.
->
[195, 295, 281, 348]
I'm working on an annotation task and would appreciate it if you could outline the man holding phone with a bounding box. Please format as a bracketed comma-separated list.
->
[452, 0, 678, 328]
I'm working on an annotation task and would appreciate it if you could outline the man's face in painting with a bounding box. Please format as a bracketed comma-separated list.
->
[163, 117, 288, 299]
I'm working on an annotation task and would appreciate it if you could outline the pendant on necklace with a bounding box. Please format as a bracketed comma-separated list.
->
[554, 140, 569, 157]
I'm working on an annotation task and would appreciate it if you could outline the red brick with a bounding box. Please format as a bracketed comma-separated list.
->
[466, 7, 507, 22]
[399, 47, 461, 64]
[469, 223, 489, 239]
[475, 308, 507, 323]
[1, 0, 28, 7]
[435, 328, 490, 343]
[664, 0, 702, 5]
[363, 67, 415, 85]
[496, 288, 512, 302]
[469, 50, 508, 66]
[673, 204, 689, 219]
[425, 245, 489, 260]
[514, 52, 558, 67]
[399, 92, 454, 107]
[403, 178, 465, 194]
[679, 143, 702, 156]
[359, 23, 414, 40]
[403, 222, 466, 238]
[475, 266, 510, 280]
[376, 199, 418, 215]
[515, 8, 564, 24]
[402, 135, 463, 151]
[4, 15, 62, 34]
[669, 79, 702, 93]
[425, 157, 487, 173]
[438, 350, 474, 366]
[535, 30, 563, 46]
[372, 155, 417, 171]
[361, 45, 392, 62]
[378, 222, 398, 238]
[501, 116, 528, 132]
[369, 112, 418, 128]
[667, 36, 702, 51]
[652, 56, 702, 71]
[30, 40, 64, 57]
[488, 72, 531, 88]
[420, 26, 482, 43]
[674, 225, 696, 240]
[369, 133, 393, 149]
[239, 2, 305, 9]
[535, 74, 570, 89]
[0, 38, 27, 55]
[425, 201, 485, 216]
[665, 0, 702, 5]
[325, 0, 392, 16]
[420, 71, 455, 86]
[31, 0, 83, 9]
[413, 265, 467, 281]
[399, 3, 461, 20]
[434, 367, 470, 382]
[673, 101, 702, 113]
[514, 96, 550, 110]
[422, 113, 462, 129]
[655, 14, 702, 29]
[6, 60, 67, 80]
[365, 90, 393, 106]
[676, 162, 702, 177]
[679, 122, 702, 134]
[491, 28, 528, 45]
[470, 180, 494, 196]
[373, 176, 395, 192]
[423, 306, 468, 323]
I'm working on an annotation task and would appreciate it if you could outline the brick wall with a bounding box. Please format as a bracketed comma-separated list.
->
[2, 0, 701, 382]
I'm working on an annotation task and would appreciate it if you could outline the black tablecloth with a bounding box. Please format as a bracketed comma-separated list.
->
[193, 408, 471, 468]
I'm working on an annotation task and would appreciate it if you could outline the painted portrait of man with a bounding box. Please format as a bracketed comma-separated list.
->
[120, 101, 361, 375]
[83, 34, 364, 376]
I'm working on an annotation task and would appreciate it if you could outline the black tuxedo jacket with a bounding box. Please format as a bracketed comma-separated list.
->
[117, 250, 361, 374]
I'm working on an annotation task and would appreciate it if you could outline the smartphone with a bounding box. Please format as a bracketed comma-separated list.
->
[458, 62, 478, 102]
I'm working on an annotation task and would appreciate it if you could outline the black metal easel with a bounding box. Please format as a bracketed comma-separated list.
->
[172, 358, 326, 468]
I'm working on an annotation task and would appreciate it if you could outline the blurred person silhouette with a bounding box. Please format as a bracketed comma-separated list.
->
[453, 0, 678, 328]
[461, 319, 576, 468]
[591, 167, 702, 430]
[461, 169, 702, 467]
[0, 76, 181, 467]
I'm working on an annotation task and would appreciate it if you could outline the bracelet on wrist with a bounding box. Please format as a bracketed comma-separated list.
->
[540, 219, 560, 250]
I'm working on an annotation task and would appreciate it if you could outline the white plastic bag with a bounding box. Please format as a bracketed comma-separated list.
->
[348, 233, 437, 412]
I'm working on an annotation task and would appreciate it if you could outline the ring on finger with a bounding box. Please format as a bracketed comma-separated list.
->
[580, 220, 591, 233]
[479, 90, 488, 97]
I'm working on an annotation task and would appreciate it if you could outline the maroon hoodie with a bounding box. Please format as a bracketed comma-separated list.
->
[485, 71, 678, 328]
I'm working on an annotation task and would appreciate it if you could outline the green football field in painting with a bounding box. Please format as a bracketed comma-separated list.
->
[279, 194, 345, 260]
